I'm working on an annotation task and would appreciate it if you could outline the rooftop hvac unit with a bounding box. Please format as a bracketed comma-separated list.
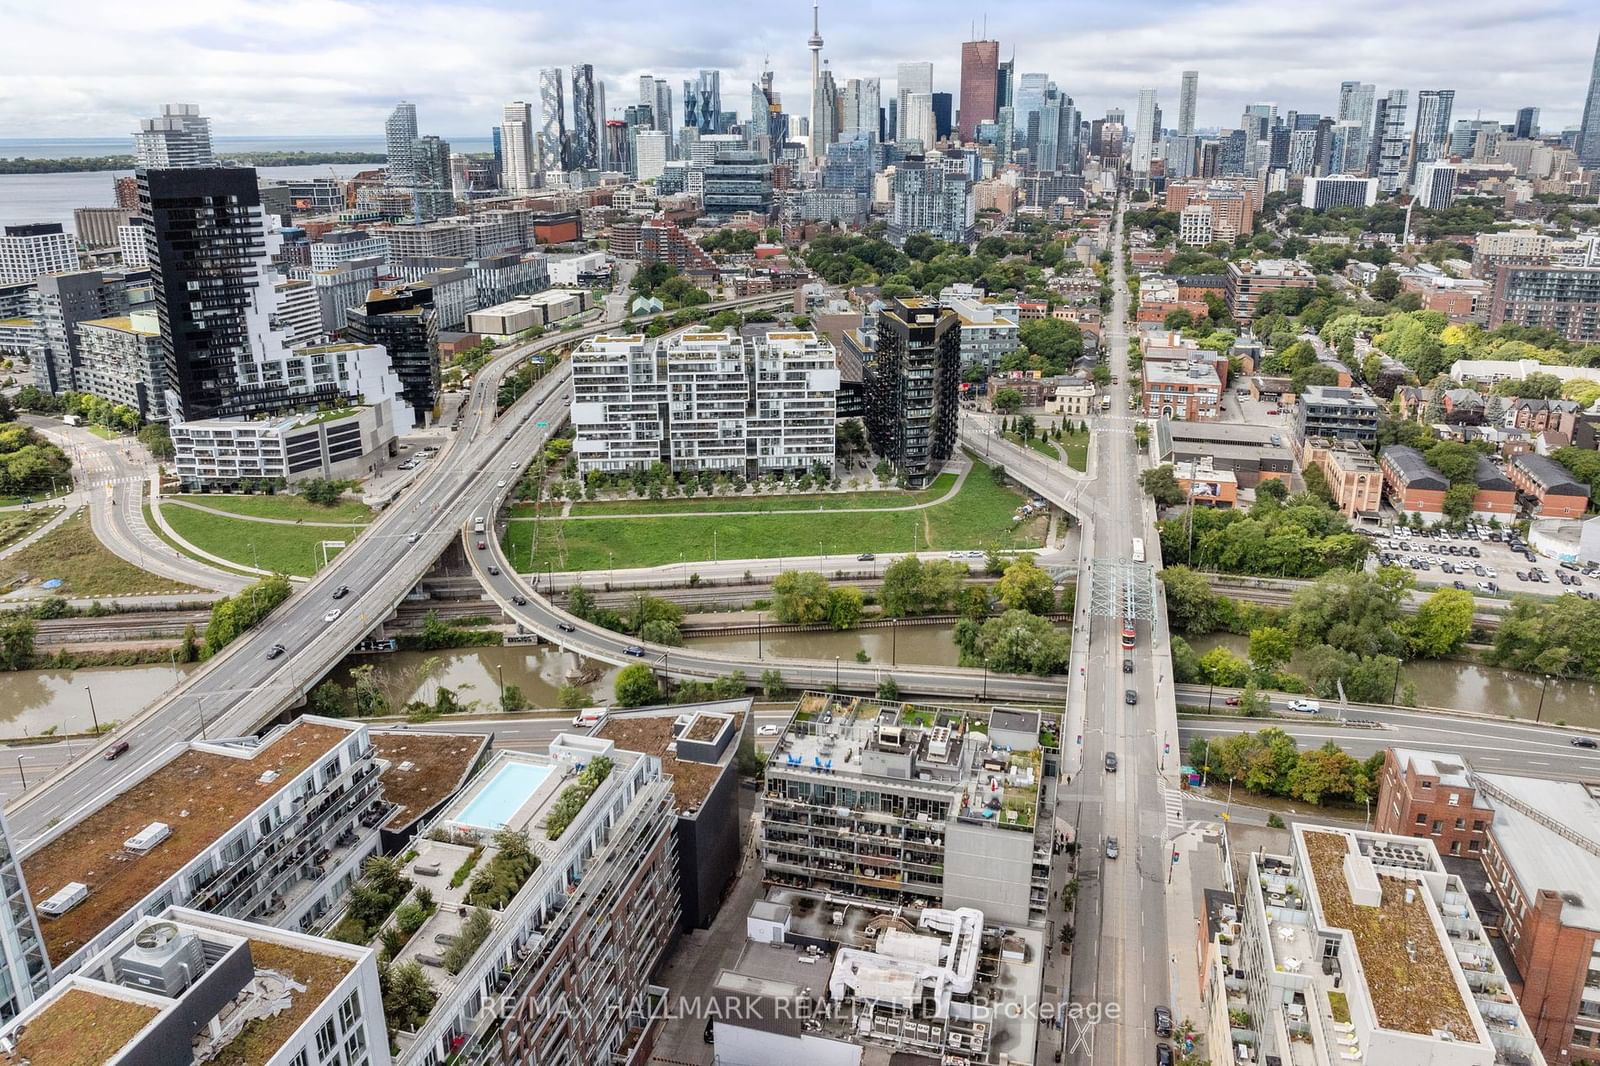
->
[257, 770, 279, 785]
[114, 921, 206, 996]
[38, 882, 88, 917]
[124, 822, 172, 854]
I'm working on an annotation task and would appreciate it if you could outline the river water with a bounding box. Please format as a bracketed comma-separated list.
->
[0, 624, 1589, 739]
[1184, 633, 1600, 729]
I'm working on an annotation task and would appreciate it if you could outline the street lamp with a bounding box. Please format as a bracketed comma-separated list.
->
[84, 686, 101, 735]
[14, 756, 28, 791]
[834, 656, 840, 691]
[496, 664, 505, 705]
[757, 612, 764, 659]
[892, 618, 898, 666]
[1535, 674, 1554, 723]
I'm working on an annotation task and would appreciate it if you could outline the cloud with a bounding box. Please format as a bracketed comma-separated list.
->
[0, 0, 1592, 140]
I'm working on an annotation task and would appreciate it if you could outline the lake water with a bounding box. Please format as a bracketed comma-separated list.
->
[1, 164, 376, 236]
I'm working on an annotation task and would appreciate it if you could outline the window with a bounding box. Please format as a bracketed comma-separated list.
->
[315, 1019, 338, 1060]
[1455, 818, 1465, 830]
[288, 1052, 309, 1066]
[344, 1026, 367, 1061]
[1574, 1028, 1592, 1048]
[1447, 793, 1459, 806]
[1415, 813, 1427, 825]
[339, 991, 360, 1033]
[1469, 840, 1482, 852]
[1473, 820, 1486, 832]
[1419, 780, 1433, 789]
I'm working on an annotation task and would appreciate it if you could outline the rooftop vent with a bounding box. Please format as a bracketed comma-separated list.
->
[257, 770, 279, 785]
[124, 822, 171, 854]
[38, 882, 88, 917]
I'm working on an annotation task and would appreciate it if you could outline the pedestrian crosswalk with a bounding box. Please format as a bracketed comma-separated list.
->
[1164, 789, 1185, 835]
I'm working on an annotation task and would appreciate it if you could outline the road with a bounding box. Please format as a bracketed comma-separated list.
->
[2, 293, 795, 843]
[21, 416, 248, 596]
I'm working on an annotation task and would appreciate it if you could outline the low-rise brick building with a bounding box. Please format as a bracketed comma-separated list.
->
[1379, 445, 1449, 520]
[1508, 452, 1589, 518]
[1300, 436, 1382, 517]
[1375, 748, 1495, 858]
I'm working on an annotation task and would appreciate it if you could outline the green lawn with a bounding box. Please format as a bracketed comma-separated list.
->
[171, 493, 373, 523]
[536, 473, 959, 518]
[1061, 430, 1089, 472]
[506, 463, 1045, 571]
[1006, 433, 1060, 461]
[143, 504, 260, 578]
[0, 511, 197, 596]
[161, 505, 359, 576]
[0, 507, 61, 551]
[0, 484, 73, 508]
[86, 425, 123, 441]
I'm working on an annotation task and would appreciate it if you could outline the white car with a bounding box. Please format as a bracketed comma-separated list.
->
[947, 551, 966, 560]
[323, 608, 343, 623]
[497, 479, 506, 488]
[757, 725, 780, 736]
[1286, 698, 1321, 714]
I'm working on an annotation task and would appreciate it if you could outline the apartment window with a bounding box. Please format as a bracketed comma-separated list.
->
[1415, 813, 1427, 826]
[344, 1026, 367, 1061]
[1419, 780, 1432, 789]
[1473, 820, 1486, 832]
[288, 1052, 309, 1066]
[1455, 818, 1465, 830]
[1575, 1028, 1594, 1047]
[339, 991, 360, 1033]
[1447, 793, 1459, 806]
[1431, 820, 1442, 835]
[1469, 840, 1482, 852]
[315, 1018, 338, 1060]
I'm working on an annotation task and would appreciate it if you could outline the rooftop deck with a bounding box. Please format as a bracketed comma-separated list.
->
[22, 721, 354, 967]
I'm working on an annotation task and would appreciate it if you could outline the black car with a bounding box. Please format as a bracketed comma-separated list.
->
[623, 645, 646, 657]
[1104, 752, 1118, 772]
[1123, 658, 1134, 673]
[487, 565, 501, 576]
[331, 585, 351, 600]
[1124, 689, 1138, 705]
[557, 622, 576, 633]
[1573, 737, 1599, 749]
[704, 1016, 715, 1044]
[511, 594, 528, 606]
[1154, 1005, 1173, 1038]
[1155, 1043, 1173, 1066]
[265, 643, 286, 659]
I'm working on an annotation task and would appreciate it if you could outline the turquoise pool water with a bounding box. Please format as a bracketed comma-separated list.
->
[456, 762, 553, 829]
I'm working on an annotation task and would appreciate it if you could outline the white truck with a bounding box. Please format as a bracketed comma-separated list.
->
[571, 708, 609, 729]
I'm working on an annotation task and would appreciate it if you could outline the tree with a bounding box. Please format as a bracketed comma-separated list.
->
[178, 623, 199, 664]
[299, 478, 344, 506]
[835, 418, 867, 457]
[614, 664, 659, 707]
[1494, 372, 1563, 400]
[965, 609, 1071, 674]
[1248, 626, 1294, 675]
[1287, 743, 1361, 805]
[381, 961, 438, 1034]
[557, 682, 593, 709]
[499, 683, 528, 713]
[638, 619, 684, 646]
[1285, 568, 1411, 658]
[993, 388, 1024, 413]
[567, 583, 596, 620]
[826, 585, 865, 630]
[1369, 268, 1401, 302]
[1017, 318, 1085, 373]
[771, 570, 832, 624]
[761, 669, 785, 699]
[880, 556, 967, 617]
[1139, 464, 1186, 507]
[138, 422, 174, 459]
[1198, 646, 1250, 686]
[1442, 483, 1476, 522]
[994, 556, 1056, 615]
[877, 677, 900, 700]
[1255, 478, 1289, 504]
[1159, 566, 1222, 634]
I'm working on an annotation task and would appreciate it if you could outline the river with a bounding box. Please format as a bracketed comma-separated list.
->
[0, 623, 1587, 739]
[1184, 633, 1600, 729]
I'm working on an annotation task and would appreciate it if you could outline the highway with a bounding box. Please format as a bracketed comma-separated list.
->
[2, 292, 795, 842]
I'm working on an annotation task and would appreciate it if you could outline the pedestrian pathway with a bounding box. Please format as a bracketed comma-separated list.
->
[518, 462, 971, 522]
[162, 497, 368, 528]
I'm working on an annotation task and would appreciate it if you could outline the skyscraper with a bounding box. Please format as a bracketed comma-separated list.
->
[1371, 89, 1409, 194]
[997, 58, 1013, 110]
[570, 64, 599, 170]
[410, 134, 453, 219]
[384, 102, 418, 187]
[1408, 89, 1454, 183]
[501, 102, 536, 192]
[958, 39, 1000, 142]
[133, 104, 215, 169]
[1178, 71, 1199, 137]
[1015, 73, 1049, 133]
[685, 70, 720, 134]
[1132, 89, 1159, 177]
[808, 1, 826, 160]
[1579, 29, 1600, 166]
[931, 92, 953, 141]
[1514, 106, 1541, 141]
[1336, 81, 1376, 174]
[813, 65, 839, 156]
[901, 92, 937, 151]
[896, 61, 934, 146]
[539, 68, 567, 173]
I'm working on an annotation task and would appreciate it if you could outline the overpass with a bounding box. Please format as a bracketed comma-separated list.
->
[3, 292, 795, 841]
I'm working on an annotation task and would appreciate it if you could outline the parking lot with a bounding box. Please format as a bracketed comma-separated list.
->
[1369, 523, 1600, 597]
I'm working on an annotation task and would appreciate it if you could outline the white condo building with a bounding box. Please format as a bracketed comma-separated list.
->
[0, 223, 76, 285]
[132, 103, 215, 169]
[572, 329, 839, 476]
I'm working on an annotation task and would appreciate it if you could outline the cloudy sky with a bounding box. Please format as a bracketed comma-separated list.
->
[2, 0, 1596, 141]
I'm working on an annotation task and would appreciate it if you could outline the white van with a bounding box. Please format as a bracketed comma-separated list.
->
[571, 708, 608, 729]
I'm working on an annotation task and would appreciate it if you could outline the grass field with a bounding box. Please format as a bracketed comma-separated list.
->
[86, 425, 122, 441]
[505, 464, 1046, 571]
[1062, 429, 1089, 472]
[0, 511, 197, 596]
[171, 493, 373, 523]
[1006, 433, 1060, 461]
[531, 473, 960, 518]
[0, 507, 61, 552]
[162, 505, 360, 576]
[143, 504, 259, 578]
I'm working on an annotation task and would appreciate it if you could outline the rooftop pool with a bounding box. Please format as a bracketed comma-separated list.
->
[455, 761, 553, 829]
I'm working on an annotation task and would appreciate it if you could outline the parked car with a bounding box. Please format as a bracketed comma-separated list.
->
[1156, 1043, 1174, 1066]
[1154, 1005, 1174, 1038]
[757, 725, 780, 736]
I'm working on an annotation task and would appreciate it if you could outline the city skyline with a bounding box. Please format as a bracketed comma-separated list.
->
[2, 0, 1596, 141]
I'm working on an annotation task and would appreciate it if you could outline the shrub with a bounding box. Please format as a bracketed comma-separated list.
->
[545, 757, 614, 840]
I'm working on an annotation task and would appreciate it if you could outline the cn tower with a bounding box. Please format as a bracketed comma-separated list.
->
[808, 2, 825, 160]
